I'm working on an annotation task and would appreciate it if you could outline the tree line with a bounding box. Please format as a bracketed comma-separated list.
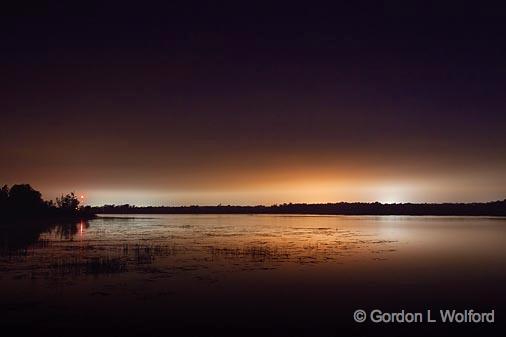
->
[2, 184, 504, 217]
[94, 200, 506, 216]
[0, 184, 94, 222]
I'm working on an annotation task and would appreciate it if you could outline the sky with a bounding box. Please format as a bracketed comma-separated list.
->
[1, 3, 505, 205]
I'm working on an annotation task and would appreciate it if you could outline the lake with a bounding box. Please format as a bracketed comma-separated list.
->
[1, 214, 505, 336]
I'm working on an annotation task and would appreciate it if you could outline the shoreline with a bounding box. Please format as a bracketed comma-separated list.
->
[95, 212, 506, 217]
[93, 200, 506, 217]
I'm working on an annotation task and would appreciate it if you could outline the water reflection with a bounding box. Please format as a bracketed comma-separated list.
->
[0, 215, 505, 336]
[0, 220, 89, 256]
[0, 215, 405, 278]
[2, 215, 505, 280]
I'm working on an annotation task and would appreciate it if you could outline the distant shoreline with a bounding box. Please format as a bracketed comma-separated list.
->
[95, 214, 506, 218]
[93, 200, 506, 216]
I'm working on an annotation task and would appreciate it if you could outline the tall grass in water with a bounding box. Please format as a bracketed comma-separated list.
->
[122, 243, 179, 264]
[50, 256, 127, 275]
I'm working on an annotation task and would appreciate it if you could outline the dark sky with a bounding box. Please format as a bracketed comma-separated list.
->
[1, 3, 505, 205]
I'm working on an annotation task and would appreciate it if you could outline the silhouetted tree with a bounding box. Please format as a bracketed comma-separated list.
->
[8, 184, 45, 213]
[56, 192, 80, 212]
[0, 185, 8, 210]
[0, 184, 95, 222]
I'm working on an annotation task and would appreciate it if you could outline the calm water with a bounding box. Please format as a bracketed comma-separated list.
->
[1, 215, 505, 336]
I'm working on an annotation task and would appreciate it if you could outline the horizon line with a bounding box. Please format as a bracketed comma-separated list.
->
[88, 199, 506, 208]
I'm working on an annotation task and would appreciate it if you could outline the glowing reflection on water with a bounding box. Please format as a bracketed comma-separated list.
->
[0, 215, 505, 336]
